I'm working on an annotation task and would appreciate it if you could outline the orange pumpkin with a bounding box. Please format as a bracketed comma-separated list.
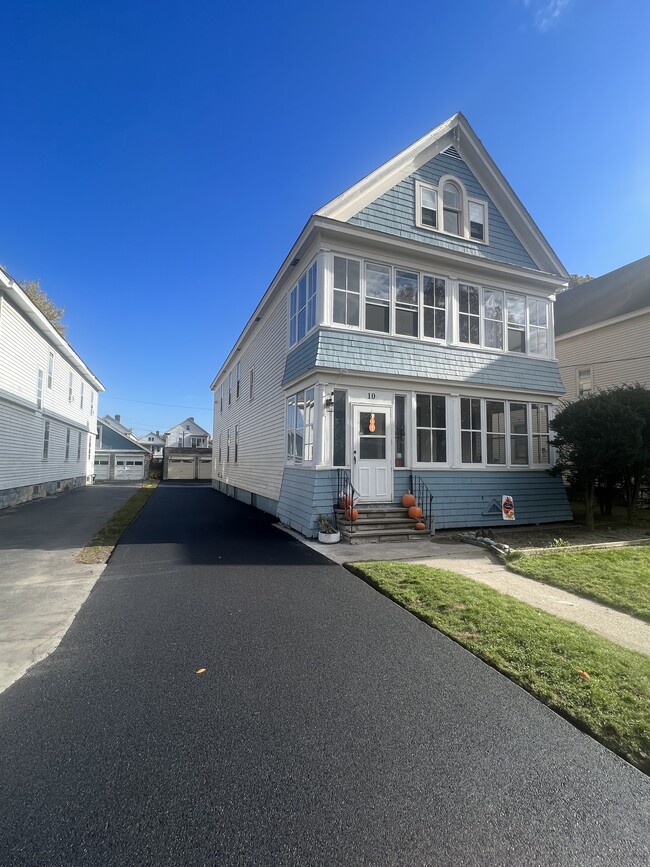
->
[408, 505, 423, 520]
[344, 507, 359, 522]
[414, 521, 426, 530]
[339, 494, 353, 510]
[401, 492, 416, 508]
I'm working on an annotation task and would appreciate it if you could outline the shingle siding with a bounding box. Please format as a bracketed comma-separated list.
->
[284, 329, 565, 394]
[348, 152, 538, 271]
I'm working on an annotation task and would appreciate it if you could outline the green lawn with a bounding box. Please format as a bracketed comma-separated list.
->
[75, 480, 159, 564]
[509, 546, 650, 622]
[347, 561, 650, 774]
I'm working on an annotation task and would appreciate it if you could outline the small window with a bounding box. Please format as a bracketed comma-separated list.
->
[36, 369, 44, 410]
[228, 373, 232, 405]
[90, 391, 94, 416]
[68, 371, 74, 402]
[469, 201, 485, 241]
[421, 186, 437, 228]
[226, 428, 231, 462]
[236, 362, 241, 399]
[577, 367, 593, 397]
[220, 383, 224, 413]
[249, 368, 254, 400]
[77, 431, 81, 461]
[47, 352, 54, 389]
[43, 421, 50, 460]
[80, 382, 84, 409]
[234, 424, 239, 463]
[64, 428, 70, 461]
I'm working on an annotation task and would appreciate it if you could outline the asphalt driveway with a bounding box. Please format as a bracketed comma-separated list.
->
[0, 482, 648, 865]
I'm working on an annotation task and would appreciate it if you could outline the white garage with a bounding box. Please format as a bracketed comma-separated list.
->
[114, 456, 146, 480]
[197, 457, 212, 479]
[94, 457, 110, 480]
[166, 456, 196, 480]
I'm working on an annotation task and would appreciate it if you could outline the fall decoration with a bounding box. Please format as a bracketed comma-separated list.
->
[401, 492, 416, 508]
[408, 505, 423, 519]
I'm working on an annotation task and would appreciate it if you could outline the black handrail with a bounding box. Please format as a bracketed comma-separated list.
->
[336, 468, 360, 535]
[409, 473, 435, 535]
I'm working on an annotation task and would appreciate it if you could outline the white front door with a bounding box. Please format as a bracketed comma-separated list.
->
[352, 403, 392, 501]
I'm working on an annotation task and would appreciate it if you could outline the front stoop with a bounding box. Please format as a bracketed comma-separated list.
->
[335, 504, 433, 544]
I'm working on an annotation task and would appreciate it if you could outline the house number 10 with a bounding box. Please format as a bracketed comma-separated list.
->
[367, 392, 376, 399]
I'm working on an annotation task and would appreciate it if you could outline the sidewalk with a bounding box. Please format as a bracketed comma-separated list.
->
[295, 532, 650, 657]
[0, 482, 142, 693]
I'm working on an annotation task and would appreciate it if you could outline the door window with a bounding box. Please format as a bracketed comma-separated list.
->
[359, 411, 386, 459]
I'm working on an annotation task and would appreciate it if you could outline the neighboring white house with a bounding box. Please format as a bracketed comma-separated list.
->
[94, 415, 151, 480]
[164, 417, 210, 449]
[555, 255, 650, 401]
[0, 267, 104, 509]
[210, 113, 572, 538]
[137, 430, 165, 458]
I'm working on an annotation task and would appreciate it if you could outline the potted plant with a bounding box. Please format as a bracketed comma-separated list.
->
[318, 515, 340, 544]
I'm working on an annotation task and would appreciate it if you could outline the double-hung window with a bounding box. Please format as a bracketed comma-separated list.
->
[458, 284, 480, 345]
[365, 262, 390, 333]
[395, 270, 418, 337]
[36, 369, 44, 410]
[289, 262, 318, 346]
[65, 428, 71, 461]
[509, 403, 529, 464]
[420, 186, 437, 228]
[287, 387, 315, 463]
[528, 299, 549, 356]
[47, 352, 54, 389]
[486, 401, 506, 465]
[423, 275, 446, 340]
[228, 373, 232, 405]
[43, 421, 50, 460]
[443, 181, 462, 234]
[506, 294, 526, 353]
[333, 256, 360, 327]
[416, 394, 447, 463]
[236, 362, 240, 399]
[68, 371, 74, 402]
[80, 382, 84, 409]
[577, 367, 592, 397]
[234, 424, 239, 463]
[77, 431, 81, 461]
[531, 404, 550, 464]
[226, 429, 231, 462]
[460, 398, 482, 463]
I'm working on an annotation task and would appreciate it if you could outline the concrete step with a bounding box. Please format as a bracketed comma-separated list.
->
[339, 526, 432, 544]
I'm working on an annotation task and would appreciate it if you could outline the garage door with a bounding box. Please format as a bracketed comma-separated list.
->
[197, 457, 212, 479]
[167, 457, 195, 480]
[94, 458, 110, 480]
[114, 457, 145, 480]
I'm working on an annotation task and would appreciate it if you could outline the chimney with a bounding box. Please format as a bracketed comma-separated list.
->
[115, 414, 121, 423]
[189, 417, 194, 422]
[156, 430, 160, 436]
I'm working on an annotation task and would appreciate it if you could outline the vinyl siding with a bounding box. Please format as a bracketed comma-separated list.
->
[556, 311, 650, 401]
[0, 295, 97, 501]
[348, 152, 538, 271]
[212, 293, 289, 502]
[284, 329, 565, 394]
[277, 468, 340, 536]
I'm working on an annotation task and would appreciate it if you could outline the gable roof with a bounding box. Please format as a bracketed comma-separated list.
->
[316, 112, 567, 278]
[137, 431, 166, 444]
[100, 414, 138, 441]
[97, 418, 150, 453]
[165, 417, 210, 437]
[555, 255, 650, 337]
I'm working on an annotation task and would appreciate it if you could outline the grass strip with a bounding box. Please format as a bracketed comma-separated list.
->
[347, 560, 650, 774]
[508, 547, 650, 622]
[75, 481, 159, 564]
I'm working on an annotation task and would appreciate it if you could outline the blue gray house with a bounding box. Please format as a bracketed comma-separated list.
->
[210, 113, 572, 538]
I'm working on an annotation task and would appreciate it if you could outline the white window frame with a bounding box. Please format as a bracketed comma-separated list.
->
[459, 398, 552, 468]
[43, 420, 50, 460]
[80, 382, 84, 410]
[47, 352, 54, 389]
[415, 176, 489, 244]
[236, 362, 241, 400]
[249, 368, 254, 401]
[234, 424, 239, 463]
[289, 260, 318, 348]
[77, 431, 82, 462]
[36, 369, 44, 410]
[68, 371, 74, 402]
[577, 366, 593, 397]
[65, 428, 71, 461]
[414, 393, 448, 466]
[286, 387, 315, 465]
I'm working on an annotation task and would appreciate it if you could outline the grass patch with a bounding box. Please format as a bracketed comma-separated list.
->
[348, 560, 650, 774]
[509, 547, 650, 622]
[75, 481, 158, 564]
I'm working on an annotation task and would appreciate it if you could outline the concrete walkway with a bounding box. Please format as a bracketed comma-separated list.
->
[0, 482, 143, 693]
[295, 533, 650, 656]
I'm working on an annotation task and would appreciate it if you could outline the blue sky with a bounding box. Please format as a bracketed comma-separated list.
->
[1, 0, 648, 437]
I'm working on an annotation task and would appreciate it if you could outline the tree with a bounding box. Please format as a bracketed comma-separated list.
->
[551, 385, 650, 529]
[568, 274, 593, 289]
[19, 279, 67, 338]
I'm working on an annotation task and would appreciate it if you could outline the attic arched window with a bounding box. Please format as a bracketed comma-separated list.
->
[443, 181, 462, 235]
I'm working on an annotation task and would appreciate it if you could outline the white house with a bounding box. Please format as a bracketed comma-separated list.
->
[0, 267, 104, 509]
[210, 113, 572, 538]
[164, 417, 210, 449]
[137, 430, 165, 458]
[555, 255, 650, 401]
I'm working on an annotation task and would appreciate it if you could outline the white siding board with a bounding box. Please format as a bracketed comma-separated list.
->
[556, 311, 650, 401]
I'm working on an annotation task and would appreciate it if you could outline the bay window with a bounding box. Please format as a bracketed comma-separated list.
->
[333, 256, 360, 327]
[506, 294, 526, 353]
[486, 401, 506, 464]
[460, 399, 550, 467]
[458, 284, 480, 345]
[461, 398, 482, 463]
[287, 387, 315, 463]
[395, 270, 418, 337]
[365, 262, 390, 333]
[423, 275, 446, 340]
